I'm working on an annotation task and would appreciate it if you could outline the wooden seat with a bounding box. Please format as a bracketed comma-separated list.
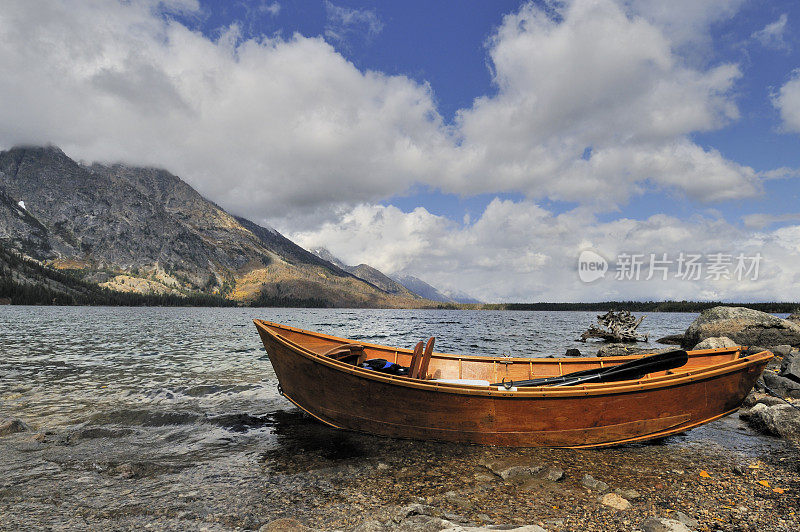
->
[320, 343, 366, 366]
[416, 337, 435, 379]
[409, 341, 424, 378]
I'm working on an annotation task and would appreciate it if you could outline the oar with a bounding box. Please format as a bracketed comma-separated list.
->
[493, 350, 689, 388]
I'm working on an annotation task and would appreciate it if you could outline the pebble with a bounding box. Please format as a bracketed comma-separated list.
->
[581, 474, 610, 493]
[641, 517, 693, 532]
[599, 492, 631, 510]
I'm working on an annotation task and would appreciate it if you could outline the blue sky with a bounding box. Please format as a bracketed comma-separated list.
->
[174, 0, 800, 224]
[2, 0, 800, 301]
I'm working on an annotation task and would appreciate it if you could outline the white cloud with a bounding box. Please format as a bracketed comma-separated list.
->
[625, 0, 746, 55]
[742, 212, 800, 230]
[751, 14, 789, 51]
[323, 1, 383, 47]
[292, 200, 800, 302]
[259, 2, 280, 17]
[447, 0, 758, 205]
[0, 0, 772, 234]
[0, 0, 449, 222]
[773, 70, 800, 133]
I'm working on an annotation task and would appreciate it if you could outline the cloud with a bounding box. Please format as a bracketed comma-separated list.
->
[742, 212, 800, 230]
[751, 14, 789, 51]
[773, 70, 800, 133]
[259, 2, 280, 17]
[625, 0, 746, 55]
[0, 0, 765, 224]
[323, 0, 383, 47]
[0, 0, 448, 223]
[448, 0, 758, 205]
[291, 200, 800, 302]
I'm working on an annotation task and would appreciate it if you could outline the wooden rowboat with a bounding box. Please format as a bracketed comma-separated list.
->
[254, 320, 772, 448]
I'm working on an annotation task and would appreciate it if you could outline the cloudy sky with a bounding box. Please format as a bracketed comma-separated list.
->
[2, 0, 800, 302]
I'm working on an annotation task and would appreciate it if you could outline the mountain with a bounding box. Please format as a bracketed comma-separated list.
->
[310, 248, 420, 298]
[0, 146, 428, 307]
[310, 247, 480, 303]
[391, 274, 454, 303]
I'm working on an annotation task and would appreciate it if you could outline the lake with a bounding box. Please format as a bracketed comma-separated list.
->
[1, 307, 796, 530]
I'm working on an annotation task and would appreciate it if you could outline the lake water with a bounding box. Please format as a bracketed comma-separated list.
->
[1, 307, 796, 530]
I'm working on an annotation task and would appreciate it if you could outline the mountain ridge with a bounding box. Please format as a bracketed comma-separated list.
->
[0, 145, 431, 307]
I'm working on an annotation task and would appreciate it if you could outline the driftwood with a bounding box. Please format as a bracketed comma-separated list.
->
[580, 310, 648, 343]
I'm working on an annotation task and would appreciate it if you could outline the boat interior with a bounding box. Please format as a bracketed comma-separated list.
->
[255, 320, 765, 389]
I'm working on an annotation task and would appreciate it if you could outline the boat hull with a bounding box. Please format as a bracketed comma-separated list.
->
[255, 320, 770, 448]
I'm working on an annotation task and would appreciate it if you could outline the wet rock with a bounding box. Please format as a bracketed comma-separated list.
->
[762, 373, 800, 399]
[740, 402, 800, 440]
[692, 336, 736, 350]
[772, 344, 793, 357]
[682, 306, 800, 349]
[544, 466, 564, 482]
[641, 517, 693, 532]
[259, 518, 315, 531]
[581, 474, 609, 493]
[599, 492, 630, 510]
[0, 418, 30, 436]
[657, 334, 685, 345]
[481, 458, 543, 481]
[614, 488, 641, 500]
[781, 353, 800, 383]
[564, 348, 581, 357]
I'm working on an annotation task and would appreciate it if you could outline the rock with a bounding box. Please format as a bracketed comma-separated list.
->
[672, 511, 699, 528]
[742, 391, 784, 408]
[544, 466, 564, 482]
[614, 488, 641, 500]
[259, 518, 314, 532]
[762, 372, 800, 399]
[781, 353, 800, 383]
[641, 517, 693, 532]
[0, 418, 30, 436]
[481, 458, 543, 481]
[581, 474, 610, 493]
[596, 344, 648, 357]
[692, 336, 737, 350]
[564, 348, 581, 357]
[682, 306, 800, 349]
[441, 525, 547, 532]
[656, 334, 685, 345]
[352, 521, 387, 532]
[787, 312, 800, 324]
[772, 344, 793, 357]
[740, 402, 800, 440]
[113, 463, 136, 479]
[599, 492, 630, 510]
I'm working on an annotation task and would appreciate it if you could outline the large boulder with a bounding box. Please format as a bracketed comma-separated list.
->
[692, 336, 737, 350]
[787, 312, 800, 325]
[740, 402, 800, 441]
[763, 373, 800, 399]
[683, 307, 800, 349]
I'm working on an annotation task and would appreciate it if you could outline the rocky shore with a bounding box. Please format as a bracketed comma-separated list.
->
[1, 409, 798, 532]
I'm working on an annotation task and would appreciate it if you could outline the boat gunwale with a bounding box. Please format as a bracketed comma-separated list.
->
[254, 320, 773, 398]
